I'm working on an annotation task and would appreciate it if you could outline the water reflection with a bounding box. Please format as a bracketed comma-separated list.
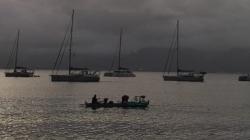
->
[0, 71, 250, 139]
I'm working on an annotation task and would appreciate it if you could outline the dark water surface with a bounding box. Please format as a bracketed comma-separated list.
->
[0, 71, 250, 139]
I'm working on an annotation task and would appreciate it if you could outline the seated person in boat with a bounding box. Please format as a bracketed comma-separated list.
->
[139, 96, 145, 102]
[135, 96, 146, 103]
[108, 101, 114, 105]
[122, 95, 129, 104]
[92, 94, 98, 104]
[103, 98, 108, 104]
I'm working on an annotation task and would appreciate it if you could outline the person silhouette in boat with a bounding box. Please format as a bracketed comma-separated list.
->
[103, 98, 108, 104]
[122, 95, 129, 104]
[92, 94, 98, 104]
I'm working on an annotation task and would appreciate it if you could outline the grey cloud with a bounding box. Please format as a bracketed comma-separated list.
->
[0, 0, 250, 72]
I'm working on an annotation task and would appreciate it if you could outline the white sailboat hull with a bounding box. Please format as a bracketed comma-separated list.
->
[238, 75, 250, 81]
[163, 75, 204, 82]
[104, 72, 136, 77]
[5, 72, 34, 77]
[51, 74, 100, 82]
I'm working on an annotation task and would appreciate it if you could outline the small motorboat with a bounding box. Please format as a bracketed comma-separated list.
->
[238, 74, 250, 81]
[84, 96, 149, 109]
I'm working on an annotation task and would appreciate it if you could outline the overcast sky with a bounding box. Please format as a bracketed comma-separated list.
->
[0, 0, 250, 71]
[1, 0, 250, 52]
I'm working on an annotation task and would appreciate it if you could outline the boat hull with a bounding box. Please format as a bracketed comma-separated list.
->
[51, 75, 100, 82]
[238, 76, 250, 81]
[5, 72, 34, 77]
[104, 72, 136, 77]
[163, 75, 204, 82]
[85, 101, 149, 109]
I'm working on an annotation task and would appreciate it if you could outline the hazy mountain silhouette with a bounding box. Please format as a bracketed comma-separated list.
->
[1, 47, 250, 73]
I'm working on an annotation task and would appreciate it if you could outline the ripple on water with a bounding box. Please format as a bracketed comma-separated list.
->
[1, 73, 250, 139]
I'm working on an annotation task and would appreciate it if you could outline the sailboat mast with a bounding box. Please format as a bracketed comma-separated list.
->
[69, 10, 74, 75]
[176, 20, 179, 75]
[118, 28, 123, 69]
[14, 30, 20, 72]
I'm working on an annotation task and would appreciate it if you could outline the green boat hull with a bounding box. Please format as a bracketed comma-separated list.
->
[85, 101, 149, 109]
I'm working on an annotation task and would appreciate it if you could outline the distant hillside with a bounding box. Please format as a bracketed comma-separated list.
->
[1, 47, 250, 73]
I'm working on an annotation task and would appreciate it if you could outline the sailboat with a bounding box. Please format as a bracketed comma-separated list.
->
[5, 30, 37, 77]
[104, 28, 136, 77]
[162, 20, 206, 82]
[50, 10, 100, 82]
[238, 74, 250, 81]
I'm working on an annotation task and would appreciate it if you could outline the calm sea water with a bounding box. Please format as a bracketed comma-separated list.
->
[0, 71, 250, 139]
